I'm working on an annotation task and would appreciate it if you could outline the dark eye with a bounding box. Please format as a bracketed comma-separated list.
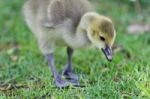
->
[99, 36, 105, 41]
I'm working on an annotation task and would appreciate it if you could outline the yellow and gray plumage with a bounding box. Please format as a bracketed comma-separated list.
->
[23, 0, 94, 54]
[23, 0, 116, 88]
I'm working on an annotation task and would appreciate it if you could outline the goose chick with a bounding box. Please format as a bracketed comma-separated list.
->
[23, 0, 116, 88]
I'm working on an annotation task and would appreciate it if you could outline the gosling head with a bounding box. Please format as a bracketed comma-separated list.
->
[82, 12, 116, 61]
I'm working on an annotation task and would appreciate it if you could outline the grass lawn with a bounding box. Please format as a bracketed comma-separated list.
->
[0, 0, 150, 98]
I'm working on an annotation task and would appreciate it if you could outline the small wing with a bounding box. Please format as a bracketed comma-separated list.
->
[42, 0, 67, 28]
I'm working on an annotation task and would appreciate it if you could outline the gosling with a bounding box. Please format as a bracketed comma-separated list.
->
[23, 0, 116, 88]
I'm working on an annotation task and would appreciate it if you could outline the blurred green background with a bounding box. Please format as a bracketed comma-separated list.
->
[0, 0, 150, 98]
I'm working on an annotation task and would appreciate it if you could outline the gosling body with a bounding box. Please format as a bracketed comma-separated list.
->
[23, 0, 116, 88]
[23, 0, 94, 54]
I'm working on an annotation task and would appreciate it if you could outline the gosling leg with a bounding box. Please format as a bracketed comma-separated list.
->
[46, 53, 70, 88]
[62, 47, 79, 84]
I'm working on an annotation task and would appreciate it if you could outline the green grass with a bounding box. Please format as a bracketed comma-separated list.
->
[0, 0, 150, 98]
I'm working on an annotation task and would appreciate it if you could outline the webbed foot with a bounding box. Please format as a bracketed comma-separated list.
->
[55, 76, 70, 88]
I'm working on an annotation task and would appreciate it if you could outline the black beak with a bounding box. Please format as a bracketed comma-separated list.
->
[101, 46, 113, 62]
